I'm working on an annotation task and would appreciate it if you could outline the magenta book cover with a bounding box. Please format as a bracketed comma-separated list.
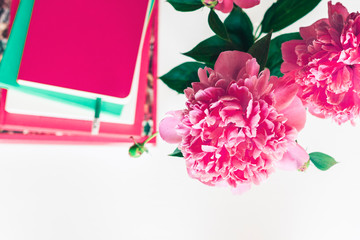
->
[11, 0, 149, 99]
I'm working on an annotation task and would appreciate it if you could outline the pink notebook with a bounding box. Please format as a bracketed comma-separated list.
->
[11, 0, 149, 99]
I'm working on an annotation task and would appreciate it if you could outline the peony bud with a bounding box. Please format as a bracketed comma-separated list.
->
[128, 133, 158, 158]
[202, 0, 218, 8]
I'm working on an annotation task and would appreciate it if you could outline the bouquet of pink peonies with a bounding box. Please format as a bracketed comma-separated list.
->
[156, 0, 356, 193]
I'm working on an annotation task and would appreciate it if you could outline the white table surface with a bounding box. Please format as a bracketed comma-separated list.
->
[0, 1, 359, 239]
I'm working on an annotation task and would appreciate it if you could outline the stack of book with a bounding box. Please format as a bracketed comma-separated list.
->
[0, 0, 158, 143]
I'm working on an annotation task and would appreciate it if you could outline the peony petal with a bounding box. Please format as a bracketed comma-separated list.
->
[214, 51, 253, 80]
[352, 65, 360, 94]
[231, 182, 252, 194]
[326, 90, 346, 105]
[299, 24, 316, 43]
[307, 104, 326, 119]
[272, 80, 299, 112]
[214, 0, 234, 13]
[328, 66, 353, 94]
[184, 87, 194, 100]
[201, 145, 218, 152]
[280, 96, 306, 132]
[276, 143, 309, 171]
[198, 68, 209, 85]
[281, 40, 305, 66]
[328, 1, 349, 31]
[159, 111, 183, 144]
[233, 0, 260, 9]
[195, 87, 225, 102]
[254, 68, 271, 97]
[245, 58, 260, 76]
[281, 62, 301, 74]
[228, 84, 252, 110]
[299, 19, 328, 44]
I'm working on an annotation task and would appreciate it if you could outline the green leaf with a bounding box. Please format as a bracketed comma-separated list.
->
[169, 148, 183, 157]
[160, 62, 206, 94]
[184, 6, 253, 65]
[309, 152, 338, 171]
[266, 32, 302, 77]
[208, 9, 229, 40]
[224, 6, 254, 51]
[247, 31, 272, 71]
[261, 0, 321, 33]
[184, 36, 237, 65]
[167, 0, 204, 12]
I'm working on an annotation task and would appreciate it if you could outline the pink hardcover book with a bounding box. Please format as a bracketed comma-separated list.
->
[0, 0, 158, 143]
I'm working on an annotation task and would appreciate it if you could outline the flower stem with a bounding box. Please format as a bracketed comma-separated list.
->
[143, 132, 158, 144]
[254, 24, 262, 41]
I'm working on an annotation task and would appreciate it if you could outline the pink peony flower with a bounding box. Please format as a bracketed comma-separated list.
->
[202, 0, 260, 13]
[160, 51, 308, 192]
[281, 1, 360, 124]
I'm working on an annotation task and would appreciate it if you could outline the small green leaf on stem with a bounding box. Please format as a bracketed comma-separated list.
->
[169, 148, 184, 157]
[224, 6, 254, 51]
[167, 0, 204, 12]
[160, 62, 206, 94]
[261, 0, 321, 33]
[309, 152, 338, 171]
[208, 9, 229, 40]
[183, 36, 235, 65]
[247, 31, 272, 71]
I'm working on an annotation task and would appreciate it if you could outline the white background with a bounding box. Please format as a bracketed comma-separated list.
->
[1, 0, 360, 239]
